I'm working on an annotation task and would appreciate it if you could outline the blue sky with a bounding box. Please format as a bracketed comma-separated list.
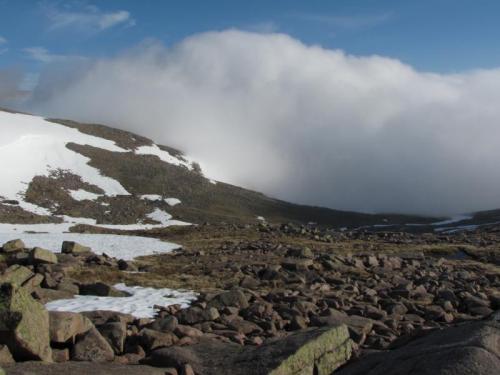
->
[2, 0, 500, 78]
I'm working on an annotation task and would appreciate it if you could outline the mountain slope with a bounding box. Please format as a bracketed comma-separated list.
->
[0, 109, 436, 229]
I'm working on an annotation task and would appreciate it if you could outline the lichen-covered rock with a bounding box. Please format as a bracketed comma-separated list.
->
[0, 265, 34, 287]
[72, 327, 114, 362]
[144, 325, 352, 375]
[207, 289, 249, 309]
[0, 283, 52, 362]
[61, 241, 92, 255]
[1, 240, 24, 253]
[337, 312, 500, 375]
[49, 311, 93, 343]
[30, 247, 58, 265]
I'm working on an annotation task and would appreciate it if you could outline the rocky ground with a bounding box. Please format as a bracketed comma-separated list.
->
[0, 222, 499, 374]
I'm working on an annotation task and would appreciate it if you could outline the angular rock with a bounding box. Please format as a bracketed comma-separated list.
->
[0, 265, 34, 287]
[177, 307, 219, 324]
[337, 312, 500, 375]
[150, 315, 178, 333]
[49, 311, 93, 343]
[82, 310, 135, 326]
[98, 322, 127, 354]
[144, 325, 352, 375]
[2, 240, 24, 253]
[61, 241, 92, 255]
[72, 327, 114, 362]
[139, 328, 178, 351]
[2, 362, 167, 374]
[207, 289, 249, 309]
[0, 283, 52, 362]
[30, 247, 58, 265]
[79, 282, 130, 297]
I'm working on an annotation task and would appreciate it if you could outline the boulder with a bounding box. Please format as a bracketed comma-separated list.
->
[49, 311, 93, 343]
[177, 306, 219, 324]
[2, 362, 167, 374]
[61, 241, 92, 255]
[30, 247, 58, 265]
[0, 283, 52, 362]
[150, 315, 178, 333]
[2, 240, 24, 253]
[144, 325, 352, 375]
[31, 287, 74, 304]
[79, 282, 131, 297]
[72, 327, 114, 362]
[98, 322, 127, 354]
[337, 312, 500, 375]
[81, 310, 135, 326]
[207, 289, 249, 309]
[139, 328, 178, 351]
[0, 265, 34, 287]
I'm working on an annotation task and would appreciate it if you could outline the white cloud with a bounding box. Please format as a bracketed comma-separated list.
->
[291, 12, 393, 31]
[23, 46, 86, 64]
[43, 2, 134, 32]
[23, 47, 59, 63]
[0, 36, 7, 54]
[23, 30, 500, 215]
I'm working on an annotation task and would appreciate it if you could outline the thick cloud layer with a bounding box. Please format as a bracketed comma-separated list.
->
[22, 30, 500, 215]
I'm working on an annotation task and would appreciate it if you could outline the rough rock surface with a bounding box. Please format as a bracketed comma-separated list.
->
[2, 362, 167, 374]
[49, 311, 93, 344]
[0, 283, 52, 362]
[337, 312, 500, 375]
[72, 327, 114, 362]
[144, 325, 352, 375]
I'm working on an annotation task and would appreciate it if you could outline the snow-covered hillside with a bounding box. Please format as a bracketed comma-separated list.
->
[0, 110, 192, 232]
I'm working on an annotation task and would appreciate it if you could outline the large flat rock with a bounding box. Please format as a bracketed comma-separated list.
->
[337, 312, 500, 375]
[144, 325, 352, 375]
[2, 362, 167, 375]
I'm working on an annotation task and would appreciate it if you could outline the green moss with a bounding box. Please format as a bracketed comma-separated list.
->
[269, 325, 352, 375]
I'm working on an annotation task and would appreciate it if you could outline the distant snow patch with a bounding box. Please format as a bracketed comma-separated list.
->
[165, 198, 181, 206]
[135, 144, 193, 170]
[147, 208, 172, 225]
[140, 194, 163, 201]
[46, 283, 197, 318]
[68, 189, 102, 201]
[209, 179, 217, 185]
[257, 216, 266, 221]
[431, 214, 473, 226]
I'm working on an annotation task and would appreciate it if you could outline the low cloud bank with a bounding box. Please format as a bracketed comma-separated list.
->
[9, 30, 500, 215]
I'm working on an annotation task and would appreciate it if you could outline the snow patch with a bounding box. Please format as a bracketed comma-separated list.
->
[140, 194, 163, 201]
[431, 214, 473, 226]
[146, 208, 172, 225]
[135, 144, 193, 170]
[46, 283, 197, 318]
[165, 198, 181, 206]
[0, 232, 181, 260]
[68, 189, 102, 201]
